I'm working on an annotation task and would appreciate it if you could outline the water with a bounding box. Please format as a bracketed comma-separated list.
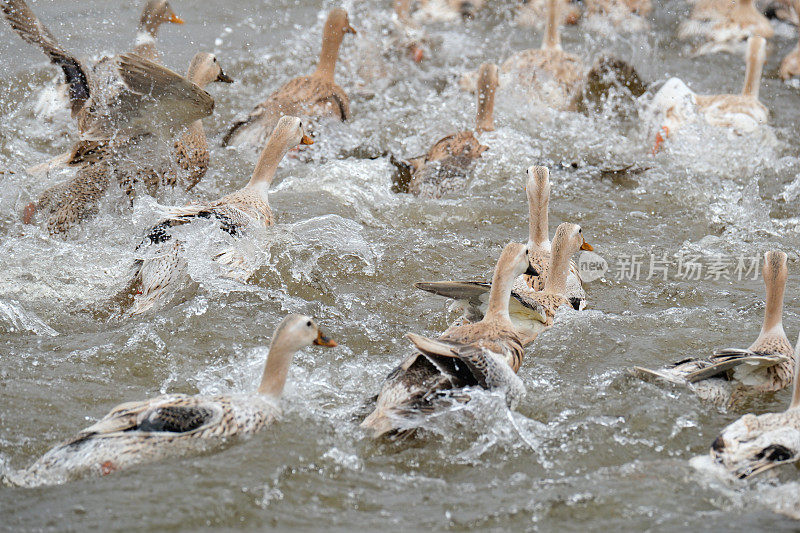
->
[2, 0, 800, 530]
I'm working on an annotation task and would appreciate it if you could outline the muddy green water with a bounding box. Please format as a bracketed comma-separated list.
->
[2, 0, 800, 530]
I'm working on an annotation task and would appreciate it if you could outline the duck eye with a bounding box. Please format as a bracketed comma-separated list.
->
[306, 321, 312, 327]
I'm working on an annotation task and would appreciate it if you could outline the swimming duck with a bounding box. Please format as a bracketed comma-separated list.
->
[222, 8, 355, 150]
[416, 165, 587, 306]
[393, 62, 498, 198]
[515, 0, 582, 29]
[645, 36, 767, 153]
[6, 314, 336, 487]
[416, 222, 592, 345]
[780, 1, 800, 80]
[633, 250, 794, 407]
[33, 0, 185, 119]
[360, 242, 533, 439]
[132, 0, 185, 62]
[2, 0, 211, 141]
[708, 333, 800, 479]
[678, 0, 773, 56]
[23, 53, 233, 235]
[123, 116, 313, 314]
[392, 0, 428, 63]
[498, 0, 587, 110]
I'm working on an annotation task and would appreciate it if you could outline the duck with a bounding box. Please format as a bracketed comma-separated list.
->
[132, 0, 185, 63]
[416, 165, 587, 307]
[496, 0, 587, 110]
[5, 314, 336, 487]
[633, 250, 794, 407]
[360, 242, 534, 439]
[23, 53, 234, 235]
[33, 0, 185, 119]
[707, 333, 800, 479]
[393, 62, 498, 199]
[121, 116, 313, 314]
[345, 0, 428, 95]
[2, 0, 212, 141]
[392, 0, 429, 63]
[678, 0, 773, 56]
[416, 222, 592, 345]
[410, 0, 485, 24]
[222, 8, 356, 150]
[515, 0, 582, 29]
[780, 1, 800, 80]
[645, 36, 768, 153]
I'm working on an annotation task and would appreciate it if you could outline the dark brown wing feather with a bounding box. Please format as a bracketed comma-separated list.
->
[1, 0, 89, 114]
[136, 405, 215, 433]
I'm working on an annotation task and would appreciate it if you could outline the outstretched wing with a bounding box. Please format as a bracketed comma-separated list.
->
[414, 281, 490, 308]
[79, 53, 214, 139]
[407, 332, 486, 387]
[1, 0, 89, 115]
[686, 348, 791, 383]
[407, 333, 525, 407]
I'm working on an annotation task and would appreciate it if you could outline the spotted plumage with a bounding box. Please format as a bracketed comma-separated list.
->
[633, 250, 794, 407]
[23, 54, 232, 235]
[497, 0, 586, 110]
[223, 9, 355, 150]
[415, 182, 593, 344]
[122, 116, 312, 314]
[1, 0, 213, 140]
[5, 315, 336, 487]
[396, 63, 497, 199]
[361, 242, 533, 439]
[708, 332, 800, 479]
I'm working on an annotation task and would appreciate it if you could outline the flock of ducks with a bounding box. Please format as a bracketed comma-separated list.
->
[2, 0, 800, 506]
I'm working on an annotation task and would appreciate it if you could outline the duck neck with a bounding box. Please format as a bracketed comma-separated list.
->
[761, 271, 786, 336]
[542, 0, 561, 51]
[484, 260, 515, 324]
[742, 42, 764, 99]
[528, 188, 550, 253]
[257, 338, 295, 398]
[475, 75, 496, 134]
[395, 0, 413, 24]
[313, 25, 344, 82]
[543, 243, 570, 294]
[246, 134, 290, 190]
[133, 28, 159, 61]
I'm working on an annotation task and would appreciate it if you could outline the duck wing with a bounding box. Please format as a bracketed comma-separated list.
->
[406, 333, 525, 407]
[1, 0, 89, 115]
[80, 54, 214, 139]
[685, 349, 791, 383]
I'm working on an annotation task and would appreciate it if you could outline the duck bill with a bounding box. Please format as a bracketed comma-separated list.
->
[216, 70, 234, 83]
[301, 134, 314, 145]
[345, 24, 357, 35]
[410, 45, 424, 63]
[650, 125, 669, 155]
[313, 330, 337, 347]
[168, 12, 185, 24]
[524, 263, 539, 276]
[580, 239, 593, 251]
